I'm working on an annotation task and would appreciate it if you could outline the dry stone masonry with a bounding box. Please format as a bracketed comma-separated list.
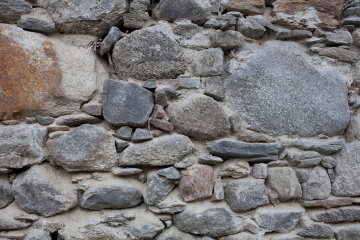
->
[2, 0, 360, 239]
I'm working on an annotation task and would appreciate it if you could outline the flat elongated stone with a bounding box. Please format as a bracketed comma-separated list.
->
[179, 165, 215, 202]
[0, 0, 31, 24]
[281, 138, 344, 155]
[267, 167, 302, 201]
[237, 130, 275, 143]
[157, 167, 180, 180]
[149, 119, 174, 132]
[0, 124, 47, 168]
[103, 80, 154, 127]
[55, 114, 101, 127]
[336, 226, 360, 240]
[173, 206, 244, 237]
[111, 167, 143, 176]
[119, 134, 194, 166]
[173, 77, 201, 90]
[212, 177, 224, 202]
[127, 222, 165, 239]
[226, 0, 265, 15]
[48, 124, 116, 172]
[145, 171, 175, 205]
[298, 198, 353, 209]
[80, 184, 143, 210]
[309, 207, 360, 223]
[148, 201, 187, 214]
[225, 179, 269, 211]
[298, 223, 334, 238]
[158, 229, 195, 240]
[12, 164, 77, 217]
[207, 140, 282, 162]
[199, 155, 223, 165]
[325, 29, 353, 46]
[17, 18, 55, 34]
[302, 166, 331, 200]
[319, 47, 358, 63]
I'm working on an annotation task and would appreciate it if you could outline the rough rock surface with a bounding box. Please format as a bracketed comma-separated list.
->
[80, 184, 143, 210]
[309, 207, 360, 223]
[0, 203, 33, 230]
[302, 166, 331, 200]
[103, 80, 154, 127]
[167, 94, 231, 140]
[298, 223, 334, 238]
[55, 114, 101, 127]
[0, 0, 32, 24]
[48, 124, 116, 172]
[17, 18, 55, 34]
[145, 171, 176, 205]
[224, 43, 350, 137]
[226, 0, 265, 15]
[12, 164, 77, 217]
[119, 134, 194, 166]
[336, 226, 360, 240]
[218, 160, 251, 178]
[173, 206, 243, 237]
[267, 167, 302, 201]
[113, 22, 186, 80]
[0, 124, 47, 169]
[192, 48, 224, 77]
[0, 176, 13, 209]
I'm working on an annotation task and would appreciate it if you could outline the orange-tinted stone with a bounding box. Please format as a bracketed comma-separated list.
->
[226, 0, 265, 15]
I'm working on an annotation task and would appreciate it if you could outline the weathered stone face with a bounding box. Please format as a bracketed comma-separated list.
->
[0, 176, 13, 209]
[0, 0, 32, 24]
[226, 0, 265, 15]
[145, 171, 176, 205]
[267, 167, 302, 201]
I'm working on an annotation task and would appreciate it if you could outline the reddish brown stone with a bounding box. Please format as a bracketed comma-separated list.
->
[226, 0, 265, 15]
[179, 165, 215, 202]
[149, 118, 174, 132]
[299, 198, 353, 209]
[271, 0, 343, 29]
[151, 105, 165, 119]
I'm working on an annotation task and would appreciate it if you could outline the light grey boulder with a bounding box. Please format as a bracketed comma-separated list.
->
[12, 164, 77, 217]
[302, 166, 331, 200]
[119, 134, 194, 166]
[211, 30, 245, 50]
[48, 124, 116, 172]
[267, 167, 302, 201]
[80, 184, 143, 210]
[0, 124, 47, 169]
[24, 230, 51, 240]
[99, 26, 124, 56]
[55, 114, 101, 127]
[0, 0, 31, 24]
[236, 18, 266, 39]
[251, 163, 268, 179]
[17, 18, 55, 34]
[0, 203, 34, 230]
[103, 80, 154, 127]
[167, 94, 231, 140]
[225, 179, 269, 211]
[113, 22, 185, 80]
[41, 0, 128, 35]
[0, 176, 13, 209]
[145, 171, 176, 205]
[297, 223, 334, 239]
[224, 43, 350, 137]
[192, 48, 224, 77]
[127, 221, 165, 239]
[325, 29, 353, 46]
[173, 206, 244, 237]
[204, 76, 225, 101]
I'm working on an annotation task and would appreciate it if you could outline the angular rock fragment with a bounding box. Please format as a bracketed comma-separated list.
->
[295, 169, 309, 183]
[173, 206, 244, 237]
[302, 166, 331, 200]
[319, 47, 358, 63]
[132, 128, 153, 143]
[157, 167, 180, 180]
[12, 164, 77, 217]
[325, 29, 353, 46]
[199, 155, 223, 165]
[80, 184, 143, 210]
[211, 30, 245, 50]
[102, 212, 135, 227]
[212, 177, 224, 202]
[267, 167, 302, 201]
[225, 179, 269, 211]
[155, 87, 181, 108]
[114, 126, 133, 141]
[320, 156, 337, 168]
[0, 0, 31, 24]
[281, 138, 344, 155]
[111, 167, 143, 176]
[127, 221, 165, 239]
[204, 76, 225, 101]
[218, 159, 251, 178]
[103, 80, 154, 127]
[48, 124, 116, 172]
[298, 198, 353, 209]
[119, 134, 194, 166]
[167, 94, 231, 140]
[174, 156, 196, 168]
[0, 176, 13, 209]
[286, 151, 321, 168]
[0, 124, 47, 168]
[268, 189, 280, 206]
[158, 229, 195, 240]
[151, 105, 165, 119]
[298, 223, 334, 238]
[309, 207, 360, 223]
[99, 27, 123, 56]
[113, 22, 185, 80]
[55, 114, 101, 127]
[208, 140, 282, 162]
[149, 119, 174, 132]
[251, 163, 268, 179]
[148, 201, 186, 214]
[17, 18, 55, 34]
[173, 77, 201, 90]
[179, 165, 214, 202]
[237, 130, 275, 143]
[123, 12, 150, 29]
[142, 80, 157, 90]
[145, 171, 175, 205]
[226, 0, 265, 15]
[24, 229, 51, 240]
[115, 139, 129, 153]
[35, 115, 54, 126]
[236, 18, 266, 39]
[192, 48, 224, 77]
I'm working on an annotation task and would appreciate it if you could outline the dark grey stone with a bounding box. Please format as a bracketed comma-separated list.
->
[0, 176, 13, 209]
[267, 167, 302, 201]
[17, 18, 55, 34]
[0, 124, 47, 169]
[295, 169, 309, 183]
[302, 166, 331, 200]
[115, 139, 129, 153]
[204, 76, 225, 101]
[55, 114, 101, 127]
[172, 19, 199, 37]
[111, 167, 143, 176]
[12, 164, 77, 217]
[99, 26, 124, 56]
[119, 134, 194, 166]
[103, 80, 154, 127]
[41, 0, 128, 35]
[80, 184, 143, 210]
[336, 226, 360, 240]
[123, 11, 150, 29]
[114, 126, 133, 141]
[281, 138, 344, 155]
[173, 206, 244, 237]
[325, 29, 353, 46]
[204, 19, 226, 29]
[193, 48, 224, 77]
[310, 207, 360, 223]
[224, 44, 350, 137]
[157, 167, 180, 180]
[145, 171, 175, 205]
[132, 129, 153, 143]
[225, 179, 269, 211]
[276, 29, 292, 40]
[35, 115, 54, 126]
[173, 77, 201, 90]
[48, 124, 117, 172]
[155, 87, 181, 107]
[113, 22, 186, 80]
[142, 80, 157, 90]
[0, 0, 31, 24]
[81, 103, 103, 116]
[211, 30, 245, 50]
[298, 223, 334, 238]
[102, 212, 135, 227]
[207, 140, 282, 162]
[126, 221, 164, 239]
[341, 17, 360, 26]
[199, 155, 223, 165]
[344, 6, 360, 18]
[236, 18, 266, 39]
[148, 201, 187, 214]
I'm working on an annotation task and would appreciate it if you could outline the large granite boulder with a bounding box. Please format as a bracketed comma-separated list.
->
[12, 164, 77, 217]
[48, 124, 117, 172]
[113, 22, 186, 80]
[224, 42, 349, 137]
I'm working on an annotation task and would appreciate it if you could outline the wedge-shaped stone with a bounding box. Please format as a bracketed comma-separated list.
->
[145, 171, 175, 205]
[119, 135, 194, 166]
[48, 124, 117, 172]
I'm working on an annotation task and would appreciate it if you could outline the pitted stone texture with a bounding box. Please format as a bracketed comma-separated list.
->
[332, 142, 360, 197]
[226, 0, 265, 15]
[48, 124, 116, 172]
[41, 0, 128, 35]
[0, 124, 47, 169]
[325, 29, 353, 46]
[12, 164, 77, 217]
[319, 47, 358, 63]
[336, 226, 360, 240]
[127, 221, 165, 239]
[298, 223, 334, 239]
[211, 30, 245, 50]
[225, 179, 269, 211]
[145, 171, 176, 205]
[103, 80, 154, 127]
[281, 137, 344, 155]
[173, 206, 243, 237]
[267, 167, 302, 201]
[0, 0, 31, 24]
[0, 24, 107, 119]
[167, 94, 231, 140]
[192, 48, 224, 77]
[0, 176, 13, 209]
[224, 44, 349, 137]
[236, 18, 266, 39]
[152, 0, 211, 25]
[179, 165, 215, 202]
[119, 134, 194, 166]
[80, 184, 143, 210]
[218, 159, 251, 178]
[113, 22, 185, 80]
[309, 206, 360, 223]
[302, 166, 331, 200]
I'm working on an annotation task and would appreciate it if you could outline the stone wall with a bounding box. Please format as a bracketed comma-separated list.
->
[1, 0, 360, 239]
